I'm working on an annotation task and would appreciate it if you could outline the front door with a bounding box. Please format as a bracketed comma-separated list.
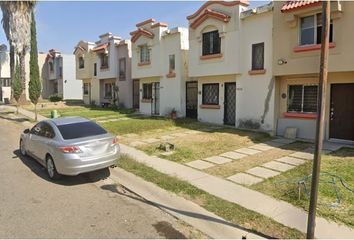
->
[224, 82, 236, 125]
[329, 83, 354, 141]
[133, 79, 140, 109]
[152, 82, 160, 115]
[186, 81, 198, 119]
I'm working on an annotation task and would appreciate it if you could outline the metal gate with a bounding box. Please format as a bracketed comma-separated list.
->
[186, 81, 198, 119]
[224, 82, 236, 125]
[151, 82, 160, 115]
[133, 79, 140, 109]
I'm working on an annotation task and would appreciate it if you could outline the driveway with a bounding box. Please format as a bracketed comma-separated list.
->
[0, 114, 197, 238]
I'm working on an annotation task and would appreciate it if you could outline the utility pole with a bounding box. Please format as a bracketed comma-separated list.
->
[306, 0, 330, 238]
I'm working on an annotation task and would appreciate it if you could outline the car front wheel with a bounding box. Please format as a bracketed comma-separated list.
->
[46, 156, 61, 180]
[20, 139, 27, 156]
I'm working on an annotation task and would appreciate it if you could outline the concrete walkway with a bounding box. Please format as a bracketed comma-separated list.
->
[120, 144, 354, 238]
[0, 105, 47, 121]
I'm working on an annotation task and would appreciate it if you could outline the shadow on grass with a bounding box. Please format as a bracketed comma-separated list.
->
[13, 149, 110, 186]
[100, 183, 273, 239]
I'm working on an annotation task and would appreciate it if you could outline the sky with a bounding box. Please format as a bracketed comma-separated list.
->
[0, 1, 267, 54]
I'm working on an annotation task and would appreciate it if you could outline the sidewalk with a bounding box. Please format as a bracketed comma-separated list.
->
[0, 105, 47, 121]
[120, 144, 354, 239]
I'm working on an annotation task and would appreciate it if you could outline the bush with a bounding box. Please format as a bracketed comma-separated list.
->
[49, 94, 63, 102]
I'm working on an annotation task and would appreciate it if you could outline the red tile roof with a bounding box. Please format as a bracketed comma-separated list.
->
[281, 0, 321, 12]
[130, 28, 154, 43]
[92, 43, 108, 52]
[190, 8, 231, 29]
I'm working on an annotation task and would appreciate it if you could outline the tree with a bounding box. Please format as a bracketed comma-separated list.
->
[0, 1, 36, 103]
[28, 11, 41, 121]
[12, 61, 22, 114]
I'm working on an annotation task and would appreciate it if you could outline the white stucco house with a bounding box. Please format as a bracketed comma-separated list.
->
[131, 19, 189, 117]
[74, 33, 133, 108]
[187, 1, 275, 133]
[42, 49, 82, 100]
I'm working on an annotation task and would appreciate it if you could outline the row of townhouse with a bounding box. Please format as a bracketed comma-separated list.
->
[0, 49, 82, 102]
[74, 0, 354, 143]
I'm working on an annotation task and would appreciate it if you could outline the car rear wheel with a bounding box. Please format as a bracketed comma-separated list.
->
[20, 139, 26, 156]
[46, 156, 61, 180]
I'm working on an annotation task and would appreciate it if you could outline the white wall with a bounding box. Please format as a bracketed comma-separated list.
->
[62, 54, 82, 100]
[237, 10, 275, 132]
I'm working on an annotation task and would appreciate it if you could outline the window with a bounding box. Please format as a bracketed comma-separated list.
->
[300, 13, 333, 46]
[252, 43, 264, 70]
[49, 62, 54, 72]
[94, 63, 97, 76]
[0, 78, 11, 87]
[100, 54, 109, 68]
[53, 82, 58, 94]
[202, 83, 219, 105]
[104, 83, 113, 98]
[59, 67, 62, 77]
[140, 45, 150, 63]
[40, 123, 55, 139]
[288, 85, 318, 113]
[56, 121, 107, 140]
[119, 58, 126, 80]
[143, 83, 152, 99]
[78, 56, 84, 69]
[83, 83, 89, 95]
[202, 30, 221, 56]
[169, 54, 175, 73]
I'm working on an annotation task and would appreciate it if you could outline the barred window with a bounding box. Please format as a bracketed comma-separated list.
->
[104, 83, 113, 98]
[202, 30, 220, 56]
[202, 83, 219, 105]
[100, 54, 109, 68]
[252, 43, 264, 70]
[0, 78, 11, 87]
[288, 85, 318, 113]
[143, 83, 152, 99]
[140, 45, 150, 63]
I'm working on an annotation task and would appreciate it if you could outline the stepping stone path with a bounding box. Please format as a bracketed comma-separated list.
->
[234, 148, 261, 155]
[289, 150, 314, 160]
[227, 173, 263, 186]
[186, 160, 215, 170]
[249, 143, 275, 151]
[204, 156, 232, 165]
[220, 151, 247, 160]
[246, 167, 280, 179]
[275, 156, 306, 166]
[262, 161, 296, 172]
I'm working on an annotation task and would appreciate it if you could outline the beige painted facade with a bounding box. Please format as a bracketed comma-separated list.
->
[131, 20, 189, 117]
[187, 1, 275, 132]
[273, 1, 354, 141]
[74, 35, 133, 108]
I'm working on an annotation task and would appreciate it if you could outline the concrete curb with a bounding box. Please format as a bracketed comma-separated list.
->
[109, 167, 264, 239]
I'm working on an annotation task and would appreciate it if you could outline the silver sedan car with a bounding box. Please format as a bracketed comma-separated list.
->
[20, 117, 120, 180]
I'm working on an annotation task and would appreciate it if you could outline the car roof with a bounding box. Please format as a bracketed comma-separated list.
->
[49, 116, 90, 126]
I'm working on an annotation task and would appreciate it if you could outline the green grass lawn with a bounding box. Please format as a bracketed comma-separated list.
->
[137, 128, 271, 163]
[251, 147, 354, 228]
[117, 155, 305, 239]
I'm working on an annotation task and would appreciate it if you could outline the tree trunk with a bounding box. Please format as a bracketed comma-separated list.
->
[9, 45, 15, 101]
[34, 103, 37, 121]
[18, 50, 27, 104]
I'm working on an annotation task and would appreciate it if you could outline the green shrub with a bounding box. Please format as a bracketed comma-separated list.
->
[49, 94, 63, 102]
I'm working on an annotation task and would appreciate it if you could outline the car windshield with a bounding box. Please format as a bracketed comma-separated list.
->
[57, 121, 107, 140]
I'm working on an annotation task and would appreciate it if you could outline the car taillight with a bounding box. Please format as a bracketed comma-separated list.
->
[112, 136, 119, 145]
[59, 146, 82, 153]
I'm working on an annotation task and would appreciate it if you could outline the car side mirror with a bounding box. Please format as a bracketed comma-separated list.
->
[23, 129, 30, 134]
